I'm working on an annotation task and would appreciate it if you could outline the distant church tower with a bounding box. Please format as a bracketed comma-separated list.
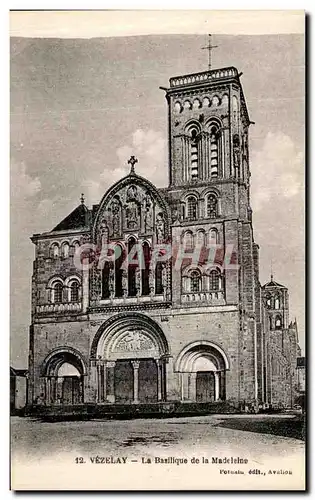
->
[261, 276, 298, 406]
[262, 276, 289, 331]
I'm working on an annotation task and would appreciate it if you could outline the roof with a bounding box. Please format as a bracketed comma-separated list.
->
[262, 276, 286, 289]
[52, 203, 89, 232]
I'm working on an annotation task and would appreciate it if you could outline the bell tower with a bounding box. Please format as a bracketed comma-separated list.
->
[166, 66, 251, 186]
[161, 63, 253, 223]
[262, 276, 290, 331]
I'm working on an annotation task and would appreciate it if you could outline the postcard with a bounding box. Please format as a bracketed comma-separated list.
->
[10, 10, 305, 491]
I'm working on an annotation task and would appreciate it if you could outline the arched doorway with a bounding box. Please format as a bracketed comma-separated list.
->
[41, 348, 86, 405]
[58, 363, 82, 404]
[176, 341, 229, 402]
[92, 313, 169, 404]
[195, 357, 217, 402]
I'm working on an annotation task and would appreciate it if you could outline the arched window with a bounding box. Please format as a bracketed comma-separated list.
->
[232, 95, 239, 122]
[209, 228, 218, 245]
[128, 238, 137, 297]
[61, 242, 69, 259]
[275, 316, 282, 329]
[102, 261, 110, 299]
[50, 243, 59, 259]
[274, 295, 280, 310]
[187, 196, 198, 220]
[115, 244, 124, 298]
[266, 294, 272, 308]
[222, 94, 229, 106]
[269, 316, 273, 330]
[72, 241, 80, 257]
[52, 281, 63, 303]
[183, 231, 194, 251]
[233, 134, 241, 177]
[212, 95, 219, 107]
[196, 230, 205, 248]
[203, 97, 210, 107]
[174, 101, 182, 114]
[155, 262, 164, 295]
[142, 242, 150, 296]
[190, 128, 199, 180]
[190, 270, 201, 292]
[210, 126, 219, 178]
[207, 194, 218, 219]
[70, 281, 80, 302]
[209, 269, 221, 291]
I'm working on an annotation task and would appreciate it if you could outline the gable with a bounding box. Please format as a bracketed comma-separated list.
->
[92, 173, 170, 244]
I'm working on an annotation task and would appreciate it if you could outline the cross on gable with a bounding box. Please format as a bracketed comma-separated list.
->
[128, 155, 138, 174]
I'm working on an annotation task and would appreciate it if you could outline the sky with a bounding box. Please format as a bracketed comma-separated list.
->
[10, 33, 305, 367]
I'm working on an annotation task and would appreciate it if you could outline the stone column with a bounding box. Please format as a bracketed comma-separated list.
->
[162, 264, 167, 300]
[136, 268, 141, 297]
[96, 359, 106, 403]
[205, 132, 210, 179]
[131, 361, 140, 404]
[182, 136, 188, 182]
[83, 370, 89, 403]
[182, 373, 189, 401]
[218, 370, 226, 400]
[106, 361, 116, 403]
[79, 376, 84, 403]
[96, 362, 101, 403]
[45, 377, 51, 405]
[109, 266, 115, 300]
[56, 377, 63, 404]
[89, 360, 98, 402]
[189, 373, 197, 401]
[156, 359, 162, 402]
[50, 377, 57, 404]
[214, 372, 220, 401]
[101, 363, 106, 403]
[160, 359, 167, 401]
[218, 130, 226, 177]
[149, 265, 155, 297]
[180, 373, 184, 401]
[82, 261, 89, 313]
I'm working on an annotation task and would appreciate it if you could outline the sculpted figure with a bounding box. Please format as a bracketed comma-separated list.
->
[126, 185, 138, 202]
[110, 197, 121, 237]
[156, 212, 165, 243]
[143, 192, 153, 232]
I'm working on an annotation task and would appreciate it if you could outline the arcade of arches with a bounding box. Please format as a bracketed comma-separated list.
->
[41, 320, 228, 405]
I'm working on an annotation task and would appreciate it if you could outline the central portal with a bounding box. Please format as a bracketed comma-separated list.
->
[114, 359, 158, 403]
[93, 313, 170, 404]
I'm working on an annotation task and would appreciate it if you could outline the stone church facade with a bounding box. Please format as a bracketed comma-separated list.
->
[28, 65, 300, 412]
